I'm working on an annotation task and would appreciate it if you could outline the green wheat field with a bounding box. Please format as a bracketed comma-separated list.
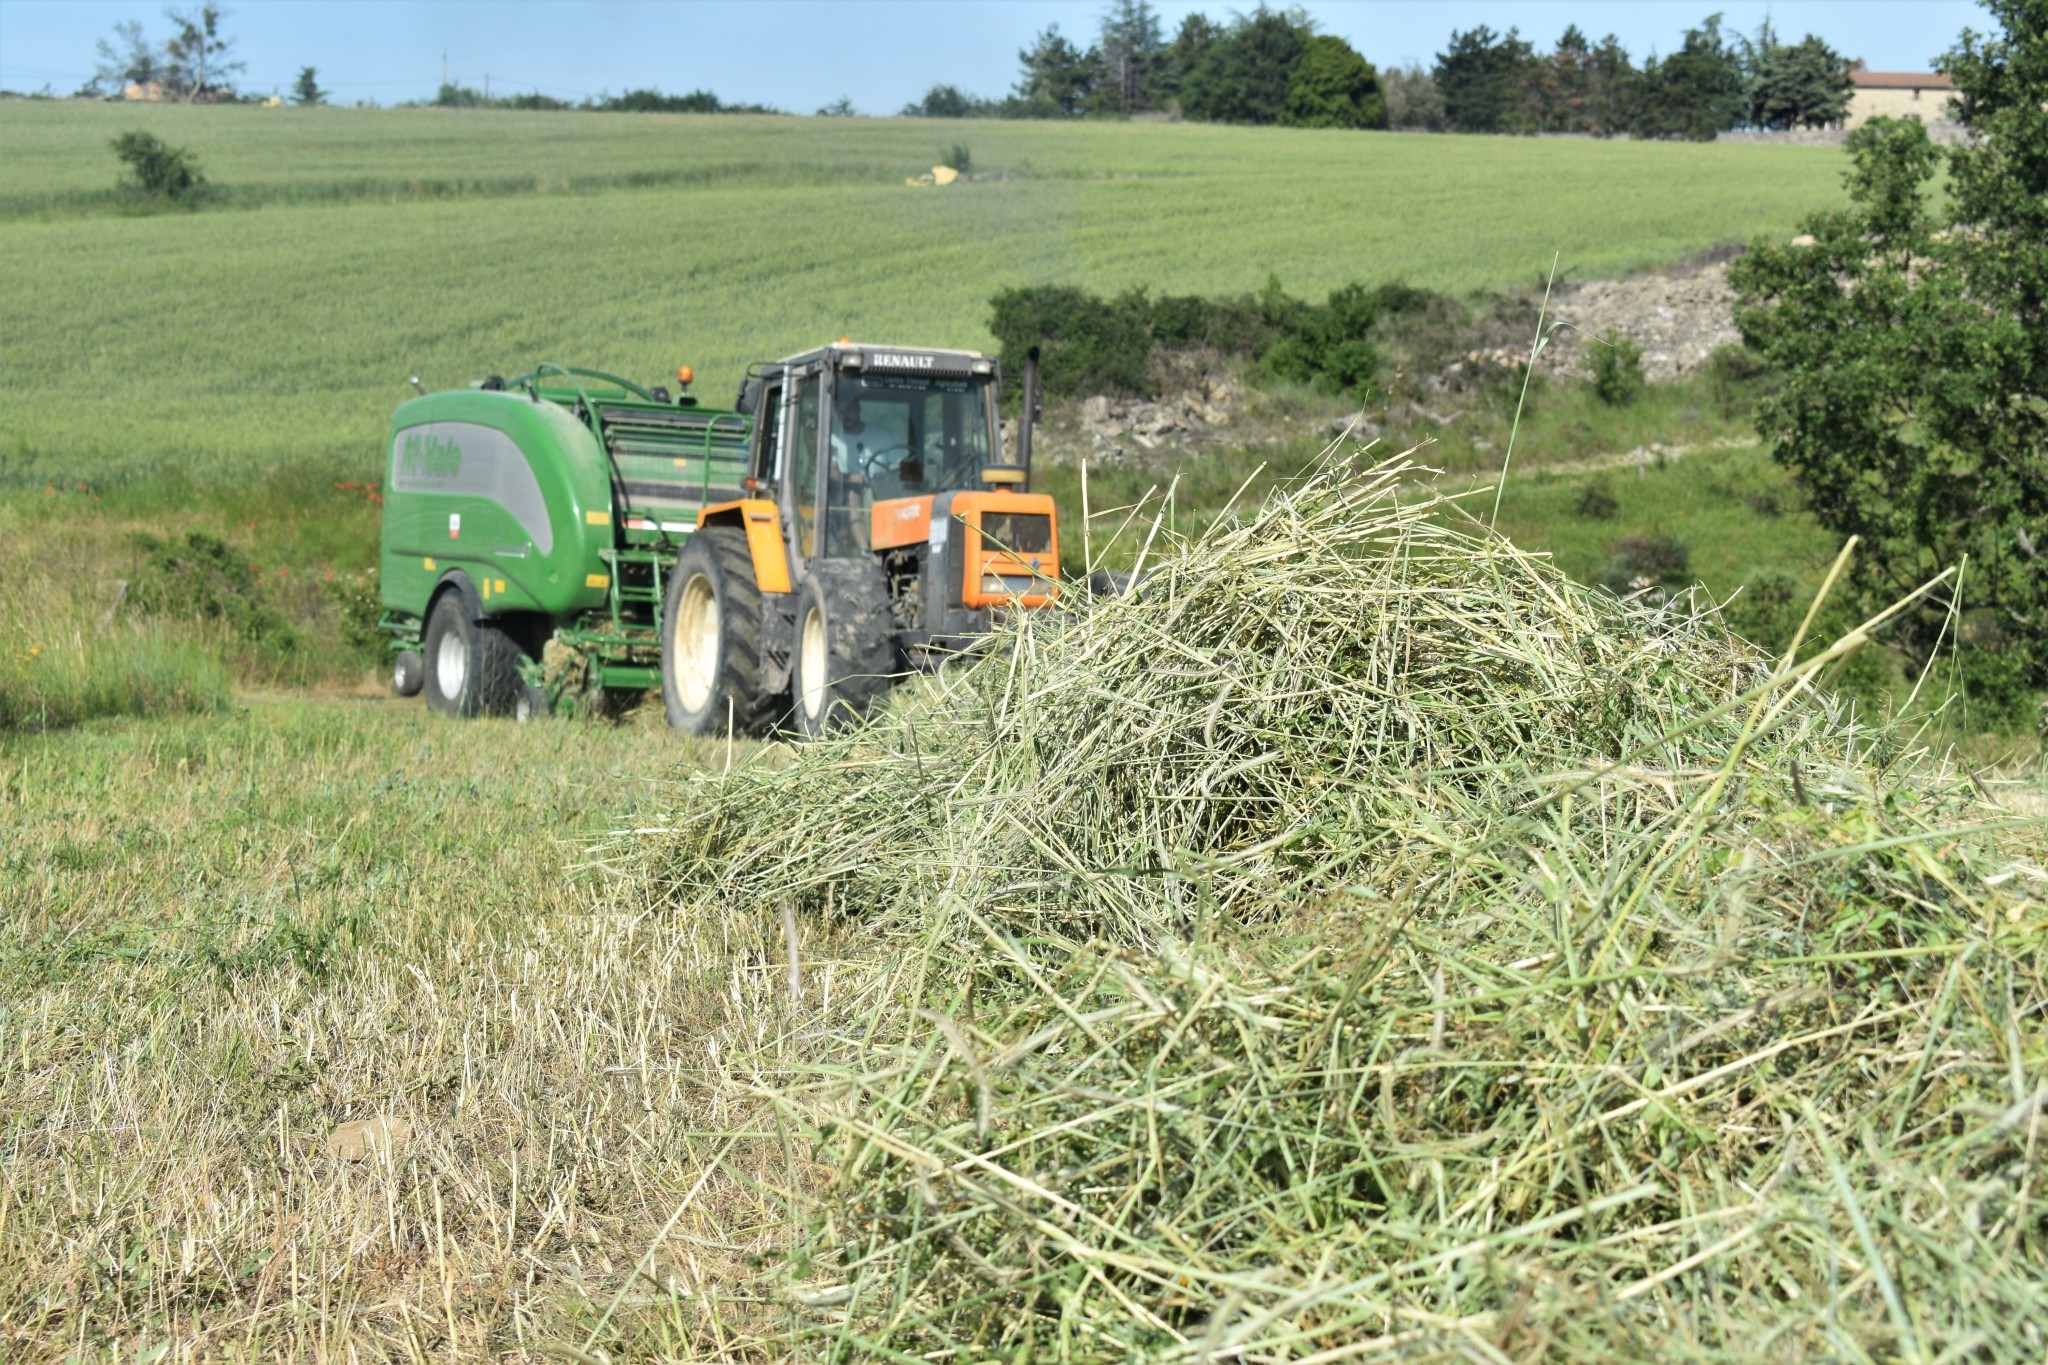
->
[1, 103, 1847, 481]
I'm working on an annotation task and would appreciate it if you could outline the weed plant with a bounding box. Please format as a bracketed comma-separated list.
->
[1590, 335, 1647, 405]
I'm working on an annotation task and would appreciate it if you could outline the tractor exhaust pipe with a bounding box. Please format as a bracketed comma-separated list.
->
[1016, 345, 1040, 481]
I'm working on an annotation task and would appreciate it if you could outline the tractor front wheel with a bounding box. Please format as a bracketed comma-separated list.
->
[662, 526, 771, 735]
[422, 592, 524, 718]
[790, 559, 897, 740]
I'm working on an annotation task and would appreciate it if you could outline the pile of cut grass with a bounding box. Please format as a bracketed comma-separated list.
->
[622, 458, 2046, 1359]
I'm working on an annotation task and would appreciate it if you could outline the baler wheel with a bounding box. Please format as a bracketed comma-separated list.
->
[661, 527, 772, 735]
[422, 593, 525, 718]
[392, 649, 424, 697]
[790, 559, 897, 741]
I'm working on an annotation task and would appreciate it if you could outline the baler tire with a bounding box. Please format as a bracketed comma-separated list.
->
[789, 559, 898, 741]
[472, 623, 527, 715]
[514, 682, 549, 724]
[422, 593, 525, 719]
[392, 649, 424, 698]
[661, 527, 771, 736]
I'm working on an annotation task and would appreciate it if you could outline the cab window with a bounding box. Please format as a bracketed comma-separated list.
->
[822, 372, 993, 558]
[789, 373, 820, 561]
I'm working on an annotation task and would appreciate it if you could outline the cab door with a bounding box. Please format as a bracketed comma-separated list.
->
[781, 367, 823, 583]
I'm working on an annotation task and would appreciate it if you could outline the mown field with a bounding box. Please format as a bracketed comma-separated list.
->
[0, 102, 1849, 485]
[0, 697, 786, 1357]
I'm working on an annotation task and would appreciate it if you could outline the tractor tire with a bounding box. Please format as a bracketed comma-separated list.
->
[790, 558, 897, 741]
[662, 526, 772, 735]
[422, 592, 525, 718]
[392, 649, 424, 697]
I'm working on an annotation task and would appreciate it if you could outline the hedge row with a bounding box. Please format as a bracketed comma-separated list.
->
[987, 277, 1447, 401]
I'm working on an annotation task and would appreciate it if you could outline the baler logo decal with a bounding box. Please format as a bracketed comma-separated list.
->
[389, 421, 554, 555]
[400, 432, 463, 479]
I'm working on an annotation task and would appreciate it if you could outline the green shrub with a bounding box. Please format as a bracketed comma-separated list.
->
[1572, 477, 1620, 519]
[1591, 336, 1646, 406]
[989, 277, 1440, 402]
[110, 129, 205, 201]
[131, 531, 298, 656]
[1595, 530, 1691, 597]
[324, 567, 386, 664]
[987, 284, 1157, 398]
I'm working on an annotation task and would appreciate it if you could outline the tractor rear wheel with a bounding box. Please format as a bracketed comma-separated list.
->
[790, 559, 897, 740]
[422, 592, 524, 718]
[662, 526, 771, 735]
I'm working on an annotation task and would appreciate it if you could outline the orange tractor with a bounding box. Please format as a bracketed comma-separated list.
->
[665, 341, 1058, 737]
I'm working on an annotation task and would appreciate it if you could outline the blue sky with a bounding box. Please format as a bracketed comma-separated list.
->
[0, 1, 1987, 110]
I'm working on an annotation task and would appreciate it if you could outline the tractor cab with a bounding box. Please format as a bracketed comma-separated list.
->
[738, 342, 1014, 551]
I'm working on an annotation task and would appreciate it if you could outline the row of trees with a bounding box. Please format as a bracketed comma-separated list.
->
[1429, 18, 1855, 139]
[904, 4, 1857, 140]
[76, 5, 777, 113]
[425, 85, 779, 114]
[76, 2, 1854, 138]
[910, 4, 1386, 129]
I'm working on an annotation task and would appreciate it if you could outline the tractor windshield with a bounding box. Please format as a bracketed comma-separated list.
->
[823, 372, 993, 555]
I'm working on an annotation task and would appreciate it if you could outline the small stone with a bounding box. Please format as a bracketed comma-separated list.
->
[327, 1115, 414, 1161]
[1079, 396, 1111, 423]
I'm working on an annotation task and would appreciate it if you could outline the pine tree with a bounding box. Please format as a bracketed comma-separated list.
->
[1181, 7, 1312, 126]
[1433, 26, 1537, 133]
[1015, 25, 1093, 117]
[1280, 35, 1385, 130]
[1094, 0, 1166, 114]
[1749, 33, 1854, 130]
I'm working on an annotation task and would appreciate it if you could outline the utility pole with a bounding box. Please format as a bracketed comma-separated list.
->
[484, 73, 491, 100]
[441, 51, 447, 88]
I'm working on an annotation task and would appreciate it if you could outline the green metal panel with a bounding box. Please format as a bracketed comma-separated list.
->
[379, 390, 615, 620]
[591, 402, 752, 541]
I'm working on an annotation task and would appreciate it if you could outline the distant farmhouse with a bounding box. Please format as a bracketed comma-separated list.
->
[1844, 70, 1956, 129]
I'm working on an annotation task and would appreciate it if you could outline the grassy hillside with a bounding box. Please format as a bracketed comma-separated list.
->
[0, 103, 1847, 485]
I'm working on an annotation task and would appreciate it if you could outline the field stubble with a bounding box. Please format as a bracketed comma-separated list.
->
[0, 697, 804, 1358]
[2, 459, 2044, 1359]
